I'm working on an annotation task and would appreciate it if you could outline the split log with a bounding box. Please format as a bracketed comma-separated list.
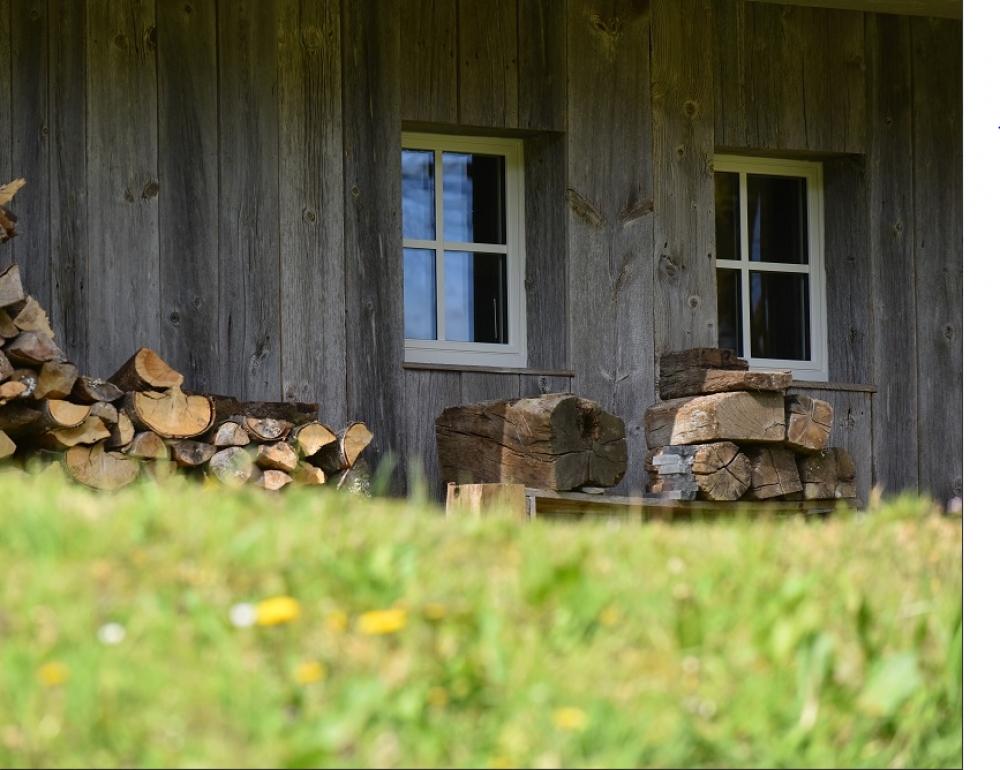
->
[4, 295, 54, 338]
[141, 459, 179, 484]
[255, 441, 298, 473]
[293, 461, 326, 486]
[659, 347, 747, 381]
[169, 440, 217, 468]
[742, 446, 803, 500]
[89, 402, 119, 426]
[6, 368, 37, 399]
[106, 411, 135, 450]
[0, 309, 17, 340]
[256, 469, 294, 491]
[310, 422, 373, 474]
[0, 350, 12, 381]
[0, 429, 15, 460]
[797, 447, 857, 500]
[0, 264, 24, 308]
[71, 376, 124, 404]
[38, 399, 91, 430]
[121, 387, 215, 439]
[207, 394, 319, 427]
[208, 446, 261, 486]
[236, 415, 292, 442]
[784, 395, 834, 452]
[0, 381, 28, 403]
[329, 457, 372, 495]
[35, 361, 78, 400]
[4, 331, 65, 365]
[645, 391, 786, 448]
[289, 421, 337, 457]
[436, 393, 627, 490]
[63, 442, 140, 491]
[108, 347, 184, 392]
[0, 403, 42, 434]
[208, 421, 251, 447]
[126, 431, 170, 461]
[37, 415, 112, 450]
[646, 442, 752, 501]
[658, 368, 792, 401]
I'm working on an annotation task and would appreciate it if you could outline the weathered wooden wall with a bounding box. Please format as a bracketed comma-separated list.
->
[0, 0, 962, 503]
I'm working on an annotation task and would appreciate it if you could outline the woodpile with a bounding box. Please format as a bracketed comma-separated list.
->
[436, 392, 628, 491]
[0, 263, 372, 492]
[645, 348, 857, 502]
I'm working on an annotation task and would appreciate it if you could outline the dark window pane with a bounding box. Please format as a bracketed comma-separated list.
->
[402, 150, 435, 241]
[443, 153, 506, 244]
[404, 248, 436, 340]
[717, 268, 743, 357]
[749, 271, 810, 360]
[747, 174, 807, 265]
[444, 251, 508, 344]
[715, 172, 741, 263]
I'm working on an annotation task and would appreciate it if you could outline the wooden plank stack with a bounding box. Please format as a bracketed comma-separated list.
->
[645, 348, 857, 502]
[0, 264, 372, 492]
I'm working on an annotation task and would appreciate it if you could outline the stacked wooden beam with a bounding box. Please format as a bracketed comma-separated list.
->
[0, 264, 372, 491]
[644, 348, 857, 502]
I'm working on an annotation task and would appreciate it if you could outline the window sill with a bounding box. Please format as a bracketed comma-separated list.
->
[402, 362, 575, 378]
[788, 381, 877, 394]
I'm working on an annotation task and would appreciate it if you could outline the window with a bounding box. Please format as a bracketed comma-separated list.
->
[401, 132, 527, 367]
[714, 155, 827, 381]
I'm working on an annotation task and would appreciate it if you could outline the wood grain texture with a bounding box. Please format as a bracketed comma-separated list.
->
[400, 0, 458, 123]
[10, 0, 50, 310]
[713, 0, 750, 149]
[342, 0, 404, 492]
[458, 0, 517, 128]
[567, 0, 655, 495]
[460, 371, 520, 405]
[824, 156, 872, 384]
[867, 13, 917, 496]
[0, 1, 11, 223]
[405, 368, 462, 499]
[217, 0, 281, 400]
[157, 0, 219, 394]
[518, 0, 567, 131]
[912, 17, 962, 504]
[278, 0, 346, 427]
[86, 0, 160, 379]
[48, 0, 89, 370]
[652, 0, 718, 355]
[519, 374, 572, 398]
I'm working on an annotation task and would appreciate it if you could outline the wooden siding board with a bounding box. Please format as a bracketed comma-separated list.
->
[652, 0, 718, 358]
[405, 368, 462, 500]
[567, 0, 656, 496]
[458, 0, 518, 128]
[713, 0, 750, 149]
[460, 371, 520, 404]
[749, 3, 808, 150]
[867, 12, 917, 496]
[217, 0, 281, 401]
[157, 0, 219, 394]
[0, 1, 11, 217]
[820, 8, 866, 154]
[10, 0, 50, 311]
[524, 133, 567, 370]
[342, 0, 404, 491]
[400, 0, 458, 124]
[824, 156, 872, 385]
[48, 0, 89, 369]
[518, 0, 567, 131]
[519, 374, 573, 398]
[912, 17, 962, 503]
[278, 0, 347, 427]
[86, 0, 160, 379]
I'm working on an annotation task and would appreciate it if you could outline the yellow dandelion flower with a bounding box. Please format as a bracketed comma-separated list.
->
[327, 609, 349, 633]
[552, 706, 588, 731]
[255, 596, 301, 626]
[357, 607, 407, 635]
[423, 603, 447, 621]
[598, 606, 621, 627]
[294, 661, 326, 685]
[37, 662, 70, 687]
[426, 686, 449, 707]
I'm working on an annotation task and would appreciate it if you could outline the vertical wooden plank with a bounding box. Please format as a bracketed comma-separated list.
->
[748, 2, 807, 151]
[867, 13, 917, 497]
[217, 0, 281, 401]
[158, 0, 219, 394]
[10, 0, 50, 309]
[0, 1, 11, 217]
[86, 0, 159, 379]
[567, 0, 655, 496]
[807, 8, 865, 154]
[518, 0, 567, 132]
[652, 0, 718, 360]
[824, 156, 872, 385]
[48, 0, 89, 370]
[713, 0, 750, 149]
[342, 0, 404, 492]
[405, 369, 462, 500]
[519, 374, 572, 398]
[400, 0, 458, 124]
[460, 371, 520, 404]
[457, 0, 517, 128]
[278, 0, 347, 427]
[524, 133, 567, 371]
[912, 17, 962, 504]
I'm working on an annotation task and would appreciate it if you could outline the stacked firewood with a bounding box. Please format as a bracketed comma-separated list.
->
[644, 348, 857, 502]
[0, 264, 372, 492]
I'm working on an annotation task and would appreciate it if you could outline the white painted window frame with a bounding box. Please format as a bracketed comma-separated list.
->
[402, 132, 528, 368]
[714, 155, 828, 382]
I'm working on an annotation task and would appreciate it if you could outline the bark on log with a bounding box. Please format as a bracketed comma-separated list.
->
[797, 447, 857, 500]
[0, 403, 42, 434]
[235, 415, 291, 442]
[784, 395, 834, 452]
[106, 411, 135, 450]
[63, 442, 141, 491]
[38, 399, 91, 430]
[108, 347, 184, 392]
[208, 446, 261, 486]
[71, 376, 124, 404]
[169, 439, 218, 468]
[7, 368, 37, 399]
[646, 442, 752, 501]
[206, 394, 319, 427]
[659, 368, 792, 401]
[35, 361, 78, 400]
[89, 402, 119, 426]
[0, 264, 25, 308]
[645, 391, 786, 448]
[4, 331, 65, 365]
[743, 446, 803, 500]
[0, 350, 12, 381]
[293, 461, 326, 485]
[121, 387, 215, 439]
[659, 347, 747, 380]
[289, 421, 338, 457]
[436, 393, 627, 490]
[329, 457, 372, 495]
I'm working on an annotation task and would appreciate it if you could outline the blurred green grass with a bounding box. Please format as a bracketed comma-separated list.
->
[0, 469, 961, 768]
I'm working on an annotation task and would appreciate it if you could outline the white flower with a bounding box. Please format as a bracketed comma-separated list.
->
[97, 622, 126, 645]
[229, 602, 257, 628]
